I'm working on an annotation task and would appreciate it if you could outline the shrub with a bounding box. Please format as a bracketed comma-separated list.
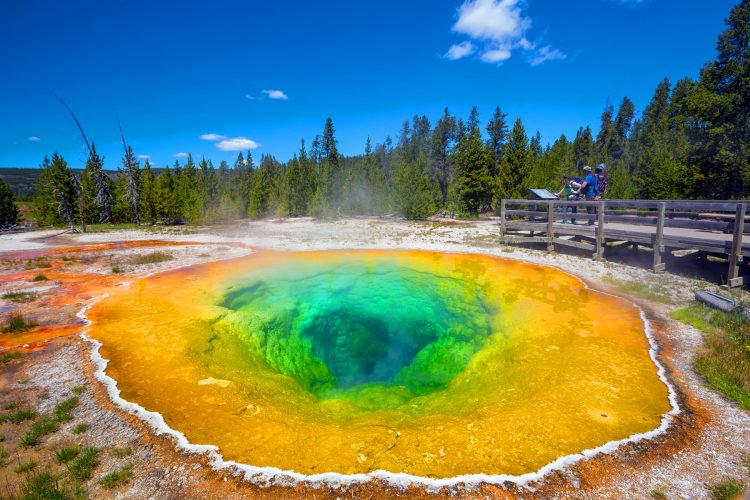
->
[1, 291, 37, 303]
[128, 252, 173, 265]
[0, 351, 22, 364]
[32, 273, 48, 282]
[2, 313, 38, 333]
[710, 480, 743, 500]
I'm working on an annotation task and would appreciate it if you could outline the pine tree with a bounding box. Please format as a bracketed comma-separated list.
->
[500, 118, 530, 200]
[430, 108, 456, 207]
[32, 156, 59, 226]
[121, 146, 141, 224]
[154, 166, 175, 223]
[49, 153, 78, 228]
[572, 126, 596, 169]
[140, 160, 156, 224]
[0, 178, 20, 229]
[456, 117, 493, 216]
[88, 144, 114, 224]
[486, 105, 508, 170]
[595, 103, 615, 162]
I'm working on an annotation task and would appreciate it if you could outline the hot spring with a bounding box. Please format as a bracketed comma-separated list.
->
[87, 250, 670, 479]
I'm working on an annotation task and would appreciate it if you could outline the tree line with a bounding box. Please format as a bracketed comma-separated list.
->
[25, 0, 750, 227]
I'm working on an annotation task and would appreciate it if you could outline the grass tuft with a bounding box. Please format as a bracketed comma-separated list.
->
[71, 423, 87, 435]
[20, 417, 59, 447]
[32, 273, 48, 282]
[710, 480, 744, 500]
[99, 463, 134, 489]
[14, 459, 37, 474]
[2, 313, 38, 333]
[20, 472, 66, 499]
[53, 397, 78, 422]
[0, 447, 9, 467]
[1, 291, 37, 303]
[71, 385, 85, 395]
[67, 446, 100, 481]
[128, 251, 173, 265]
[25, 258, 51, 269]
[55, 445, 80, 464]
[111, 265, 124, 274]
[3, 408, 36, 424]
[672, 303, 750, 410]
[0, 351, 23, 364]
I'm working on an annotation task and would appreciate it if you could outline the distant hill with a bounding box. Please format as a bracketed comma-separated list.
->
[0, 168, 145, 200]
[0, 168, 43, 199]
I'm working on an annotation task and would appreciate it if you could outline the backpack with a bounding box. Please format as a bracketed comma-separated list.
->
[597, 171, 607, 195]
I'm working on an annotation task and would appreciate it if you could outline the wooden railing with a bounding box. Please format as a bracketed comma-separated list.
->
[499, 199, 748, 287]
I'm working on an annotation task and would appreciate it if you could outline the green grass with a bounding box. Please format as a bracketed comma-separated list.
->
[20, 472, 67, 499]
[109, 447, 133, 458]
[671, 303, 750, 410]
[128, 251, 173, 265]
[111, 265, 124, 274]
[20, 417, 59, 447]
[25, 258, 51, 269]
[601, 276, 673, 304]
[1, 291, 37, 303]
[53, 397, 78, 422]
[55, 446, 80, 464]
[71, 385, 85, 395]
[710, 480, 744, 500]
[14, 459, 37, 474]
[67, 447, 100, 481]
[71, 423, 87, 435]
[0, 447, 9, 467]
[99, 463, 133, 489]
[0, 351, 23, 364]
[2, 313, 38, 333]
[32, 273, 49, 282]
[1, 408, 36, 424]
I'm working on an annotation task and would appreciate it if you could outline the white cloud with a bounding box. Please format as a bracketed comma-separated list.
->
[528, 45, 567, 66]
[445, 41, 476, 60]
[174, 152, 189, 158]
[262, 89, 289, 100]
[245, 94, 255, 100]
[27, 136, 41, 142]
[447, 0, 565, 66]
[481, 46, 512, 63]
[200, 133, 227, 141]
[137, 154, 151, 160]
[215, 137, 260, 151]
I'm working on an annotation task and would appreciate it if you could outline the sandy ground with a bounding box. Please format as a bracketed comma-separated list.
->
[1, 217, 749, 498]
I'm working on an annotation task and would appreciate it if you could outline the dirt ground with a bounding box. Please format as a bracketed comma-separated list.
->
[0, 217, 749, 498]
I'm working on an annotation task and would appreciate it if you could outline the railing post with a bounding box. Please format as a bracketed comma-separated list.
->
[653, 202, 666, 273]
[594, 201, 605, 260]
[727, 202, 745, 288]
[547, 201, 555, 252]
[499, 199, 507, 240]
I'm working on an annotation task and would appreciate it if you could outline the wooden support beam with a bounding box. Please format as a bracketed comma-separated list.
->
[727, 202, 746, 288]
[653, 202, 666, 273]
[499, 199, 507, 240]
[594, 201, 605, 260]
[547, 201, 555, 252]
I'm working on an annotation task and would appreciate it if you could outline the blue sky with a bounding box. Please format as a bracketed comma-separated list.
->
[0, 0, 736, 169]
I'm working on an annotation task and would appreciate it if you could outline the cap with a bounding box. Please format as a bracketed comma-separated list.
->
[583, 166, 592, 172]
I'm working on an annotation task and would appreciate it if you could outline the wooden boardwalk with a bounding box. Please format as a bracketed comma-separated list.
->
[499, 199, 748, 287]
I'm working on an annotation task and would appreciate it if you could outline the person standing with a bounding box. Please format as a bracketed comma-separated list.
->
[580, 166, 599, 225]
[556, 175, 581, 224]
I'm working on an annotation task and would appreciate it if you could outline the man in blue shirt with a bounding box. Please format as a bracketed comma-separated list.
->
[580, 166, 599, 225]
